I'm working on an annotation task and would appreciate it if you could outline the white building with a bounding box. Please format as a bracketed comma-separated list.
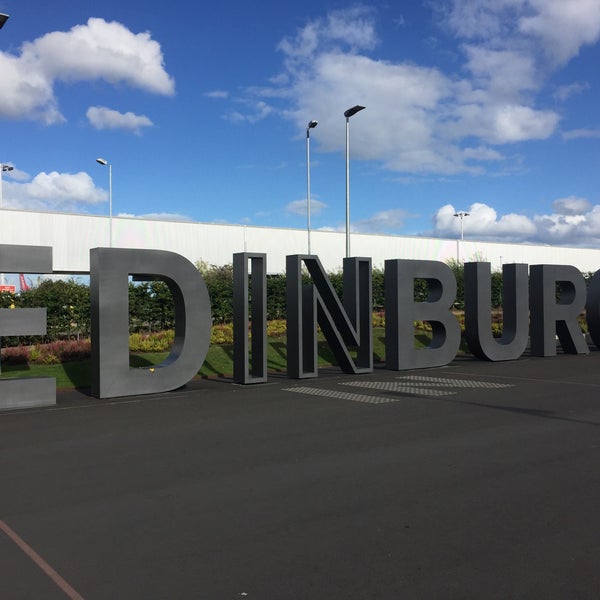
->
[3, 207, 600, 275]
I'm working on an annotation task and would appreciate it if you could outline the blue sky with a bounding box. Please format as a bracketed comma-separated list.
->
[1, 0, 600, 246]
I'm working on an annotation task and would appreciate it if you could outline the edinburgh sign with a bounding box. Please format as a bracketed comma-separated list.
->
[0, 244, 599, 410]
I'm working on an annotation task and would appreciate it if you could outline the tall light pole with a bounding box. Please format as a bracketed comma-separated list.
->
[344, 105, 365, 258]
[453, 211, 469, 241]
[1, 15, 12, 300]
[0, 163, 14, 209]
[96, 158, 113, 247]
[0, 164, 13, 287]
[306, 119, 318, 255]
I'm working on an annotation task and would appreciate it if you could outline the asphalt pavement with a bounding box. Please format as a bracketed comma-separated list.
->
[1, 352, 600, 599]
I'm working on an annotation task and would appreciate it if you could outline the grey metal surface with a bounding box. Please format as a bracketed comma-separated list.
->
[286, 255, 373, 379]
[585, 268, 600, 350]
[0, 378, 55, 411]
[529, 264, 589, 356]
[90, 248, 211, 398]
[464, 262, 529, 361]
[0, 244, 52, 272]
[0, 244, 55, 410]
[233, 252, 267, 384]
[385, 259, 461, 370]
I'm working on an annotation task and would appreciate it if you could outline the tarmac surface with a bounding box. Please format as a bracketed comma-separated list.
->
[1, 352, 600, 599]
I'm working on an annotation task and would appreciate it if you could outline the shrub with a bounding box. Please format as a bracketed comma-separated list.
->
[45, 340, 91, 362]
[42, 352, 60, 365]
[1, 345, 31, 365]
[414, 320, 432, 332]
[129, 330, 174, 352]
[266, 319, 287, 338]
[372, 311, 385, 327]
[28, 346, 42, 363]
[210, 324, 234, 345]
[1, 339, 92, 365]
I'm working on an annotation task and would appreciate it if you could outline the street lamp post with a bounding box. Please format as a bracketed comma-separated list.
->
[454, 211, 469, 263]
[306, 120, 318, 255]
[96, 158, 113, 247]
[344, 105, 365, 258]
[0, 163, 14, 209]
[454, 211, 469, 241]
[1, 17, 12, 294]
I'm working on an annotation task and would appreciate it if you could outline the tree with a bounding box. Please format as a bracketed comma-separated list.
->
[196, 263, 234, 323]
[128, 281, 174, 332]
[16, 279, 91, 342]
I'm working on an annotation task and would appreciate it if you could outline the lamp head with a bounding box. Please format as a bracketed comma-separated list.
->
[96, 158, 108, 166]
[344, 105, 366, 118]
[307, 120, 318, 129]
[0, 14, 9, 30]
[1, 164, 14, 173]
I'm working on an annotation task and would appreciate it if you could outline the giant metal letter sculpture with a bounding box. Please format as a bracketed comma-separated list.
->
[233, 252, 267, 384]
[464, 262, 529, 361]
[90, 248, 211, 398]
[0, 244, 54, 410]
[286, 255, 373, 378]
[529, 264, 588, 356]
[385, 259, 460, 370]
[586, 269, 600, 350]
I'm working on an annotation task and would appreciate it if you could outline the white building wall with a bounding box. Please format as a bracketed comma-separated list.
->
[2, 208, 600, 274]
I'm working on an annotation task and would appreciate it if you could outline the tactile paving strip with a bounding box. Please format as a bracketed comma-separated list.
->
[339, 380, 456, 396]
[281, 386, 403, 404]
[283, 375, 514, 404]
[394, 375, 514, 389]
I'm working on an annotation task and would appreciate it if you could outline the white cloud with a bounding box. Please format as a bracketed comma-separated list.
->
[562, 128, 600, 140]
[117, 212, 194, 222]
[433, 202, 537, 242]
[552, 196, 592, 215]
[431, 198, 600, 246]
[225, 4, 579, 176]
[0, 18, 174, 124]
[278, 6, 377, 61]
[225, 100, 274, 124]
[354, 209, 410, 233]
[3, 171, 106, 210]
[463, 46, 539, 96]
[462, 146, 505, 161]
[443, 0, 523, 40]
[554, 81, 590, 102]
[87, 106, 153, 134]
[285, 198, 327, 216]
[204, 90, 230, 99]
[518, 0, 600, 65]
[487, 104, 558, 143]
[445, 0, 600, 65]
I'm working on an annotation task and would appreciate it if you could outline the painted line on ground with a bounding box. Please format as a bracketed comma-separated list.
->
[0, 519, 85, 600]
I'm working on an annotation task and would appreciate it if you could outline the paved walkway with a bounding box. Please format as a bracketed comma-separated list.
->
[1, 353, 600, 599]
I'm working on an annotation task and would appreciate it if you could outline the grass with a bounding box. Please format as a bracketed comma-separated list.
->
[0, 360, 92, 390]
[0, 327, 426, 390]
